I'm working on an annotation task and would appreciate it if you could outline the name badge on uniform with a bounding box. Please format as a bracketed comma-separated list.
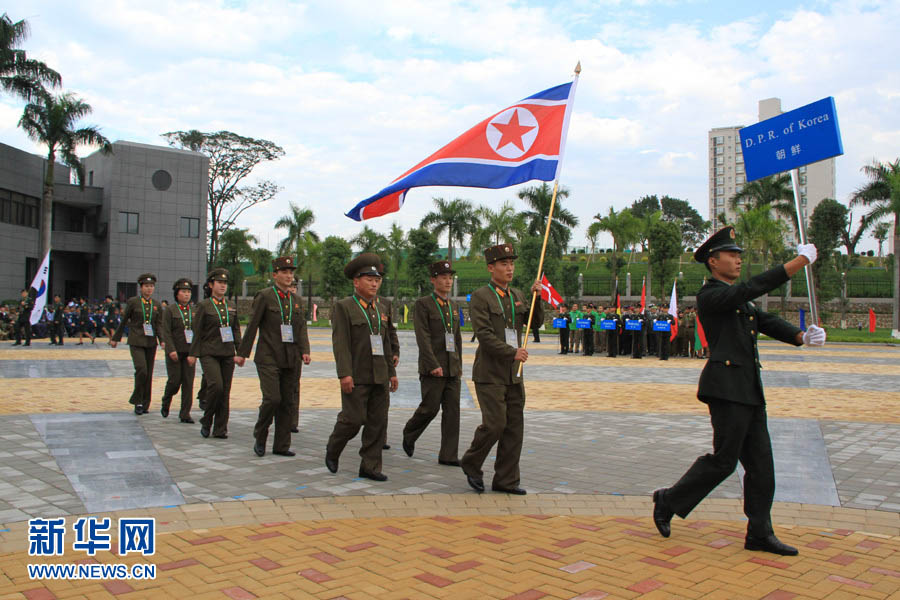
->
[219, 327, 234, 343]
[280, 324, 294, 343]
[184, 330, 194, 344]
[445, 333, 456, 353]
[143, 324, 154, 336]
[370, 334, 384, 356]
[505, 328, 518, 348]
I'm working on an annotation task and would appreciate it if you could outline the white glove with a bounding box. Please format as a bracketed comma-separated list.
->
[802, 325, 826, 346]
[797, 243, 817, 265]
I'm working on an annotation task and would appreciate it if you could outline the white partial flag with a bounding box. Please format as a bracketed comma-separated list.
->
[667, 279, 679, 342]
[29, 250, 51, 325]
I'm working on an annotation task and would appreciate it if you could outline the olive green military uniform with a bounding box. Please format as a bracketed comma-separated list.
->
[13, 293, 34, 346]
[189, 271, 241, 438]
[160, 279, 196, 421]
[403, 261, 463, 463]
[326, 254, 396, 475]
[238, 257, 310, 455]
[461, 245, 544, 491]
[48, 300, 65, 345]
[111, 275, 162, 413]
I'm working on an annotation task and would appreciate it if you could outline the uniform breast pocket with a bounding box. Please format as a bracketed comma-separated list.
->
[349, 310, 372, 331]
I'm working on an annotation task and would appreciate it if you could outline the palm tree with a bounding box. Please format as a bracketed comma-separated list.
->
[419, 197, 477, 262]
[385, 223, 407, 298]
[585, 221, 601, 268]
[873, 221, 891, 258]
[216, 228, 258, 299]
[18, 91, 112, 258]
[593, 207, 639, 293]
[518, 183, 578, 253]
[275, 203, 319, 271]
[733, 206, 786, 308]
[730, 173, 798, 238]
[350, 225, 389, 256]
[470, 202, 524, 255]
[1, 13, 61, 101]
[851, 158, 900, 330]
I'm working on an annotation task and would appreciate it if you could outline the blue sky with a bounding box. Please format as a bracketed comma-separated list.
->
[2, 0, 898, 253]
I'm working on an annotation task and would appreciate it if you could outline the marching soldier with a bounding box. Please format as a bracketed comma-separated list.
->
[652, 227, 825, 556]
[187, 269, 245, 439]
[325, 253, 398, 481]
[110, 274, 162, 414]
[13, 288, 33, 346]
[48, 294, 64, 345]
[160, 278, 197, 423]
[461, 243, 543, 495]
[402, 260, 464, 466]
[238, 256, 311, 457]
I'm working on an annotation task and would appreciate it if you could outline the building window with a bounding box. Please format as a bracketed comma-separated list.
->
[715, 136, 724, 144]
[736, 165, 744, 174]
[88, 171, 94, 186]
[180, 216, 200, 238]
[715, 146, 724, 155]
[799, 166, 807, 174]
[736, 156, 743, 164]
[716, 176, 724, 185]
[0, 189, 40, 228]
[152, 169, 172, 191]
[716, 186, 725, 196]
[119, 211, 139, 234]
[736, 175, 745, 184]
[116, 282, 137, 302]
[716, 157, 724, 165]
[736, 185, 744, 193]
[716, 167, 724, 175]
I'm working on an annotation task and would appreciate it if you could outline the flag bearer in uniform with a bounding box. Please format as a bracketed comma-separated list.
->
[160, 278, 197, 423]
[325, 253, 398, 481]
[402, 260, 464, 466]
[187, 269, 244, 439]
[110, 274, 162, 415]
[652, 226, 826, 556]
[239, 256, 311, 457]
[461, 244, 543, 495]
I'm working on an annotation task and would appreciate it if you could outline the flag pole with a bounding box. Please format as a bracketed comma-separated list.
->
[518, 61, 580, 377]
[790, 168, 819, 326]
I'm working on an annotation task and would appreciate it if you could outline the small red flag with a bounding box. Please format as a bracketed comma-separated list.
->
[869, 308, 876, 333]
[640, 277, 646, 314]
[695, 314, 708, 348]
[540, 274, 563, 308]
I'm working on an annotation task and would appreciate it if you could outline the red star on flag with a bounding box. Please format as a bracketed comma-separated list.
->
[491, 108, 535, 152]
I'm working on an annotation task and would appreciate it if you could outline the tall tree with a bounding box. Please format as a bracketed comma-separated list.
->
[320, 236, 352, 302]
[733, 205, 787, 281]
[851, 158, 900, 330]
[731, 173, 799, 238]
[350, 225, 388, 256]
[1, 13, 60, 101]
[419, 197, 477, 263]
[162, 130, 284, 265]
[407, 228, 439, 294]
[647, 220, 682, 303]
[18, 91, 112, 258]
[275, 203, 319, 271]
[385, 223, 408, 298]
[630, 195, 661, 253]
[592, 207, 639, 294]
[216, 228, 257, 299]
[873, 221, 892, 258]
[470, 201, 523, 255]
[518, 183, 579, 254]
[585, 220, 601, 268]
[660, 195, 710, 248]
[808, 198, 849, 303]
[841, 209, 871, 261]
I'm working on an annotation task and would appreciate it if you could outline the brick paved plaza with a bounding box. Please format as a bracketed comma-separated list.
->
[0, 330, 898, 599]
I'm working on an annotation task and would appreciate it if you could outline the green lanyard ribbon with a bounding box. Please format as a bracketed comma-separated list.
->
[177, 304, 192, 330]
[353, 295, 381, 335]
[272, 287, 293, 324]
[488, 283, 515, 328]
[212, 297, 230, 327]
[432, 293, 453, 333]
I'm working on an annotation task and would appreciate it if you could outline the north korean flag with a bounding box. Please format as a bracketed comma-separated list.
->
[346, 80, 578, 221]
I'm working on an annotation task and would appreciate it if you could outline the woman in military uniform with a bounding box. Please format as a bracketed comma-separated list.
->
[110, 274, 162, 414]
[187, 269, 244, 439]
[160, 278, 197, 423]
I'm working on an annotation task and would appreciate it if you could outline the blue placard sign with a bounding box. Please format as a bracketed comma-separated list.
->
[466, 294, 471, 302]
[625, 319, 641, 331]
[739, 96, 843, 182]
[576, 318, 592, 329]
[653, 321, 672, 332]
[552, 318, 568, 329]
[600, 319, 616, 330]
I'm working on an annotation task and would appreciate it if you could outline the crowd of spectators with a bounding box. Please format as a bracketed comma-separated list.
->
[0, 296, 143, 342]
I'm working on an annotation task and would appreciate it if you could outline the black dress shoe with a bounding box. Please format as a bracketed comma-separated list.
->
[383, 444, 391, 450]
[325, 456, 338, 473]
[133, 406, 144, 415]
[745, 534, 799, 556]
[200, 427, 210, 438]
[160, 404, 169, 418]
[402, 439, 414, 457]
[652, 488, 673, 538]
[180, 417, 195, 424]
[358, 469, 388, 482]
[273, 450, 295, 457]
[290, 428, 299, 433]
[491, 485, 527, 495]
[254, 442, 265, 457]
[438, 459, 461, 467]
[466, 474, 485, 493]
[213, 433, 228, 439]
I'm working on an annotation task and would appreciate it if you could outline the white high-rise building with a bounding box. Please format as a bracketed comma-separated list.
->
[708, 98, 836, 236]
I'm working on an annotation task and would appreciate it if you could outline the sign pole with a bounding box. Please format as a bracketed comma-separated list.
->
[790, 168, 819, 326]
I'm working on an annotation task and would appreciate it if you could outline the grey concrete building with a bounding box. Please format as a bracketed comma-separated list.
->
[0, 141, 208, 302]
[708, 98, 836, 235]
